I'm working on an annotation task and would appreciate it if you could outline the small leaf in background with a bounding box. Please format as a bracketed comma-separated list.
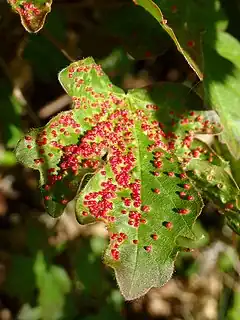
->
[82, 305, 124, 320]
[218, 246, 238, 272]
[0, 81, 23, 149]
[225, 211, 240, 235]
[90, 234, 108, 256]
[74, 237, 110, 296]
[4, 255, 36, 301]
[213, 139, 240, 188]
[103, 3, 171, 60]
[34, 251, 71, 320]
[203, 32, 240, 159]
[0, 150, 16, 167]
[183, 138, 240, 234]
[227, 289, 240, 320]
[176, 221, 209, 249]
[185, 151, 240, 210]
[7, 0, 52, 33]
[18, 305, 41, 320]
[99, 48, 134, 87]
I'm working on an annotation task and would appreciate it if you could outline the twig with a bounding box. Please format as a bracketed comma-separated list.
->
[0, 55, 40, 126]
[38, 94, 72, 119]
[42, 29, 75, 63]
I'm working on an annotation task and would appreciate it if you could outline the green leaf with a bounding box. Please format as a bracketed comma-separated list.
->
[0, 150, 16, 167]
[132, 0, 227, 79]
[16, 58, 223, 300]
[176, 221, 209, 249]
[34, 251, 71, 320]
[218, 247, 238, 272]
[0, 81, 23, 148]
[184, 139, 240, 234]
[82, 304, 124, 320]
[7, 0, 52, 32]
[227, 288, 240, 320]
[186, 156, 240, 211]
[225, 211, 240, 235]
[203, 32, 240, 159]
[4, 255, 36, 301]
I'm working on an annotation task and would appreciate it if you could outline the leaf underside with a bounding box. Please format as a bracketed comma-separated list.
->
[16, 57, 240, 300]
[8, 0, 52, 33]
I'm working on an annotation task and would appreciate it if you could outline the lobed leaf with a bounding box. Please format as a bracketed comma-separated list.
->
[8, 0, 52, 32]
[16, 57, 226, 299]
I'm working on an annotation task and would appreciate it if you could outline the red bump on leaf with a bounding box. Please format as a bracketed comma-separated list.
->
[145, 51, 152, 58]
[192, 150, 200, 158]
[44, 185, 50, 191]
[111, 249, 120, 260]
[120, 232, 127, 240]
[141, 205, 150, 212]
[144, 245, 152, 252]
[187, 40, 195, 48]
[110, 233, 118, 240]
[154, 151, 164, 158]
[163, 221, 173, 229]
[179, 173, 187, 180]
[179, 191, 186, 199]
[168, 172, 175, 177]
[151, 234, 158, 240]
[123, 198, 131, 207]
[154, 160, 163, 169]
[225, 203, 234, 210]
[171, 5, 178, 13]
[178, 208, 190, 215]
[183, 184, 191, 190]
